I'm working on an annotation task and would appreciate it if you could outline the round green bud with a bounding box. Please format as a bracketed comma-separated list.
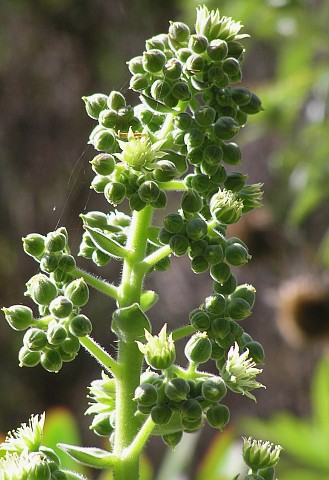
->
[182, 417, 203, 433]
[104, 181, 126, 206]
[150, 189, 167, 209]
[176, 47, 192, 63]
[189, 308, 210, 331]
[26, 274, 57, 306]
[128, 192, 146, 211]
[227, 297, 251, 321]
[158, 228, 172, 245]
[163, 214, 184, 234]
[46, 320, 67, 345]
[150, 79, 171, 101]
[107, 90, 126, 110]
[45, 232, 66, 253]
[188, 33, 208, 53]
[169, 234, 189, 256]
[210, 262, 231, 284]
[191, 255, 209, 274]
[165, 377, 190, 402]
[214, 117, 240, 141]
[130, 74, 149, 91]
[222, 142, 241, 165]
[92, 249, 111, 266]
[204, 294, 226, 315]
[189, 239, 208, 257]
[244, 341, 265, 365]
[99, 109, 119, 129]
[169, 21, 190, 44]
[2, 305, 33, 331]
[202, 376, 227, 402]
[174, 112, 193, 131]
[19, 346, 41, 367]
[180, 399, 202, 422]
[23, 328, 47, 351]
[69, 314, 92, 337]
[146, 34, 167, 51]
[231, 284, 256, 308]
[204, 245, 224, 265]
[91, 174, 110, 193]
[210, 189, 243, 224]
[207, 66, 226, 86]
[185, 54, 204, 72]
[127, 56, 145, 75]
[154, 256, 171, 272]
[224, 172, 247, 192]
[225, 243, 251, 266]
[142, 49, 166, 73]
[231, 86, 251, 106]
[23, 233, 46, 258]
[186, 147, 203, 166]
[163, 93, 180, 108]
[134, 383, 158, 407]
[49, 296, 73, 319]
[203, 145, 223, 166]
[206, 404, 230, 430]
[257, 467, 275, 480]
[236, 108, 248, 126]
[163, 58, 182, 80]
[41, 349, 63, 373]
[64, 278, 89, 307]
[213, 274, 237, 295]
[185, 333, 212, 364]
[200, 161, 219, 177]
[186, 218, 208, 241]
[151, 405, 173, 425]
[138, 181, 160, 203]
[194, 106, 216, 127]
[153, 160, 179, 182]
[90, 413, 113, 437]
[211, 318, 231, 340]
[207, 39, 228, 61]
[51, 269, 73, 285]
[171, 81, 191, 101]
[30, 457, 52, 480]
[210, 341, 226, 361]
[58, 254, 76, 273]
[162, 431, 183, 449]
[60, 334, 80, 355]
[190, 174, 210, 194]
[82, 93, 108, 120]
[240, 92, 263, 114]
[181, 189, 203, 214]
[39, 255, 59, 274]
[90, 153, 115, 176]
[223, 57, 241, 76]
[92, 128, 116, 152]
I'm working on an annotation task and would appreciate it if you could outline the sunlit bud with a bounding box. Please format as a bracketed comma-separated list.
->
[18, 346, 41, 367]
[257, 467, 275, 480]
[26, 274, 57, 306]
[29, 455, 52, 480]
[225, 242, 251, 266]
[204, 294, 226, 315]
[222, 142, 241, 165]
[92, 128, 116, 152]
[169, 234, 189, 256]
[165, 377, 190, 402]
[153, 160, 179, 182]
[231, 87, 251, 106]
[127, 56, 145, 74]
[23, 328, 47, 351]
[129, 192, 147, 211]
[194, 106, 216, 127]
[206, 404, 230, 430]
[181, 189, 203, 213]
[91, 175, 110, 193]
[188, 34, 208, 54]
[142, 49, 166, 73]
[207, 66, 226, 86]
[146, 34, 168, 51]
[210, 262, 231, 283]
[162, 431, 183, 449]
[163, 214, 184, 234]
[47, 320, 67, 345]
[231, 284, 256, 309]
[203, 145, 223, 166]
[214, 116, 240, 141]
[210, 340, 226, 360]
[210, 188, 243, 224]
[2, 305, 33, 331]
[134, 383, 158, 406]
[223, 57, 241, 76]
[64, 278, 89, 307]
[177, 47, 192, 63]
[211, 318, 231, 339]
[186, 218, 208, 241]
[158, 228, 172, 245]
[151, 404, 173, 425]
[172, 81, 191, 101]
[169, 21, 190, 45]
[189, 239, 208, 257]
[213, 273, 237, 295]
[240, 92, 263, 114]
[90, 413, 113, 437]
[185, 53, 205, 72]
[190, 174, 210, 194]
[51, 269, 73, 285]
[45, 231, 66, 253]
[182, 417, 203, 433]
[57, 255, 76, 273]
[174, 112, 193, 131]
[242, 437, 282, 470]
[137, 324, 176, 370]
[233, 106, 248, 126]
[244, 341, 265, 365]
[204, 245, 224, 265]
[69, 314, 92, 337]
[49, 295, 72, 319]
[238, 183, 263, 213]
[163, 93, 180, 108]
[202, 376, 227, 402]
[200, 160, 219, 177]
[99, 109, 119, 128]
[191, 255, 209, 274]
[104, 181, 126, 206]
[162, 58, 182, 81]
[180, 399, 202, 422]
[207, 39, 228, 61]
[189, 308, 210, 331]
[150, 79, 171, 100]
[23, 233, 46, 258]
[82, 93, 108, 119]
[107, 90, 126, 110]
[138, 180, 160, 203]
[91, 249, 111, 266]
[130, 73, 149, 91]
[185, 332, 212, 364]
[60, 334, 80, 355]
[40, 349, 62, 373]
[227, 297, 251, 320]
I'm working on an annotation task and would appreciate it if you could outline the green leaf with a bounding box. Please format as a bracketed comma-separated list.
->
[58, 443, 117, 469]
[111, 303, 151, 342]
[83, 226, 128, 260]
[140, 290, 159, 312]
[147, 226, 162, 246]
[140, 94, 177, 114]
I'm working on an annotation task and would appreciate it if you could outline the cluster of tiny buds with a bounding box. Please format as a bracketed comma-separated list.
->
[2, 228, 91, 373]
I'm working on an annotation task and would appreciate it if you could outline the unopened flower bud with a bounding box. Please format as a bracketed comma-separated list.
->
[204, 245, 224, 265]
[99, 109, 118, 128]
[46, 320, 67, 346]
[210, 262, 231, 284]
[204, 294, 226, 315]
[150, 79, 171, 101]
[186, 218, 208, 241]
[29, 455, 52, 480]
[69, 314, 92, 337]
[189, 308, 210, 331]
[104, 181, 126, 206]
[49, 296, 73, 319]
[227, 297, 251, 320]
[191, 255, 209, 274]
[90, 153, 115, 176]
[45, 231, 66, 253]
[58, 254, 76, 273]
[163, 214, 184, 234]
[244, 341, 265, 365]
[107, 90, 126, 110]
[201, 376, 227, 402]
[207, 39, 228, 61]
[180, 399, 202, 422]
[82, 93, 108, 119]
[142, 49, 166, 73]
[26, 274, 57, 306]
[150, 189, 167, 209]
[127, 56, 145, 75]
[214, 116, 240, 141]
[171, 81, 191, 101]
[92, 128, 116, 152]
[190, 174, 210, 193]
[163, 58, 183, 80]
[181, 189, 203, 214]
[91, 175, 110, 193]
[223, 57, 241, 77]
[242, 437, 282, 471]
[174, 112, 193, 131]
[165, 377, 190, 402]
[257, 467, 275, 480]
[41, 349, 63, 373]
[213, 273, 237, 295]
[162, 431, 183, 449]
[2, 305, 34, 331]
[231, 284, 256, 308]
[90, 413, 113, 436]
[225, 242, 251, 266]
[169, 234, 189, 256]
[224, 172, 247, 192]
[185, 332, 212, 364]
[151, 404, 173, 425]
[138, 181, 160, 203]
[194, 106, 216, 127]
[60, 334, 80, 355]
[23, 327, 47, 351]
[169, 21, 190, 45]
[222, 142, 241, 165]
[134, 383, 158, 406]
[18, 346, 41, 367]
[210, 188, 243, 224]
[130, 74, 149, 91]
[153, 160, 179, 182]
[137, 324, 176, 370]
[206, 404, 230, 430]
[239, 92, 263, 115]
[23, 233, 46, 258]
[64, 278, 89, 307]
[211, 318, 231, 339]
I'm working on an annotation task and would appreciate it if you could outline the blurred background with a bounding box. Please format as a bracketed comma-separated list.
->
[0, 0, 329, 478]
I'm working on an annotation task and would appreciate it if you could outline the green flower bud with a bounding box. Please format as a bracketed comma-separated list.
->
[163, 93, 180, 108]
[177, 47, 192, 63]
[146, 34, 168, 51]
[204, 245, 224, 265]
[210, 262, 231, 283]
[222, 142, 241, 165]
[127, 56, 145, 75]
[2, 305, 34, 331]
[30, 456, 52, 480]
[153, 160, 179, 182]
[223, 57, 241, 77]
[151, 404, 173, 425]
[210, 340, 226, 361]
[51, 269, 73, 285]
[224, 172, 247, 192]
[227, 297, 251, 320]
[201, 376, 227, 402]
[155, 256, 171, 272]
[69, 314, 92, 337]
[90, 153, 115, 176]
[210, 188, 243, 224]
[41, 349, 63, 373]
[194, 106, 216, 127]
[169, 234, 189, 256]
[171, 81, 191, 101]
[138, 181, 160, 203]
[244, 341, 265, 365]
[158, 228, 172, 245]
[107, 90, 126, 110]
[47, 320, 67, 345]
[225, 242, 251, 266]
[137, 324, 176, 370]
[204, 294, 226, 315]
[180, 399, 202, 422]
[186, 218, 208, 241]
[128, 192, 146, 211]
[163, 58, 183, 80]
[185, 332, 212, 364]
[207, 66, 226, 86]
[91, 174, 110, 193]
[203, 145, 223, 166]
[188, 34, 208, 54]
[189, 239, 208, 257]
[26, 274, 57, 306]
[187, 147, 203, 165]
[185, 54, 205, 72]
[213, 116, 240, 141]
[91, 249, 111, 266]
[242, 437, 282, 471]
[23, 233, 46, 258]
[49, 296, 73, 319]
[240, 92, 263, 114]
[90, 412, 113, 436]
[228, 40, 245, 59]
[182, 417, 203, 433]
[163, 214, 184, 234]
[181, 189, 203, 214]
[45, 231, 66, 253]
[58, 254, 76, 273]
[82, 93, 108, 119]
[142, 49, 166, 73]
[165, 377, 190, 402]
[169, 21, 190, 44]
[211, 318, 231, 340]
[200, 160, 219, 177]
[213, 273, 237, 295]
[92, 128, 116, 152]
[174, 112, 193, 131]
[150, 79, 171, 101]
[191, 255, 209, 274]
[190, 174, 210, 194]
[60, 334, 80, 355]
[231, 284, 256, 308]
[206, 404, 230, 430]
[162, 431, 183, 449]
[64, 278, 89, 307]
[150, 189, 167, 209]
[231, 86, 251, 106]
[99, 109, 119, 128]
[130, 73, 149, 91]
[258, 467, 275, 480]
[104, 181, 126, 206]
[134, 383, 158, 406]
[23, 327, 47, 350]
[189, 308, 210, 331]
[19, 346, 41, 367]
[207, 39, 228, 61]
